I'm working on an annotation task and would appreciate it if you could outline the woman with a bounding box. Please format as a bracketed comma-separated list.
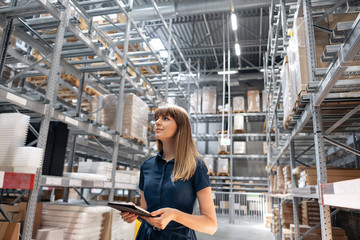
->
[121, 104, 217, 239]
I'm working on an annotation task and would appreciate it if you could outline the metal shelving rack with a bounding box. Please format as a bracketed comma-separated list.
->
[0, 0, 200, 239]
[265, 0, 360, 240]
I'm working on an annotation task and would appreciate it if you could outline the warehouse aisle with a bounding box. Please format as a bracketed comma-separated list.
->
[196, 218, 274, 240]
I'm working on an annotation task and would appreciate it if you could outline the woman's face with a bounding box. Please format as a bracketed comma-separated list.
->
[154, 114, 178, 141]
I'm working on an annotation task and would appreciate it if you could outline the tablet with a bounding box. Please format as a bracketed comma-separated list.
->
[107, 202, 152, 217]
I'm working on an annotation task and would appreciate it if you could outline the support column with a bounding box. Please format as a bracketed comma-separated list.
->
[22, 1, 70, 239]
[353, 132, 359, 168]
[289, 140, 300, 240]
[109, 0, 133, 201]
[312, 104, 333, 240]
[165, 19, 172, 103]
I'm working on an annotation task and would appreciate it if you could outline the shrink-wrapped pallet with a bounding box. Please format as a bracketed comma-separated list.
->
[263, 142, 267, 155]
[190, 89, 202, 114]
[282, 54, 297, 129]
[90, 94, 149, 144]
[233, 115, 245, 133]
[217, 158, 229, 174]
[217, 136, 229, 154]
[203, 157, 214, 174]
[247, 90, 260, 112]
[294, 17, 310, 97]
[262, 90, 273, 112]
[233, 141, 246, 154]
[122, 93, 149, 143]
[232, 96, 245, 113]
[202, 86, 216, 114]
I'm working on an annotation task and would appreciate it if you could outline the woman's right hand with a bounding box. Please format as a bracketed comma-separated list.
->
[120, 211, 138, 223]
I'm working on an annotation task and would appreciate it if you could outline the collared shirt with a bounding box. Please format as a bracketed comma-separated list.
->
[136, 151, 210, 239]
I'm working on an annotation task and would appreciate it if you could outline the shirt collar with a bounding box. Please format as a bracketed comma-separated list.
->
[156, 150, 175, 163]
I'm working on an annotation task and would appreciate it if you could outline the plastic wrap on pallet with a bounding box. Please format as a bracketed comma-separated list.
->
[190, 89, 202, 114]
[233, 141, 246, 154]
[263, 142, 267, 155]
[217, 158, 229, 174]
[294, 17, 310, 97]
[89, 94, 117, 130]
[217, 136, 229, 153]
[202, 86, 217, 114]
[122, 93, 149, 143]
[282, 51, 297, 129]
[232, 96, 245, 112]
[203, 157, 214, 173]
[233, 115, 245, 132]
[262, 90, 273, 112]
[247, 90, 260, 112]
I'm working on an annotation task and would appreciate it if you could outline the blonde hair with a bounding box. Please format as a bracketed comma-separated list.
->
[155, 104, 202, 181]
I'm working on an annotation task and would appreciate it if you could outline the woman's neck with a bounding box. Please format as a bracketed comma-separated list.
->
[161, 139, 176, 161]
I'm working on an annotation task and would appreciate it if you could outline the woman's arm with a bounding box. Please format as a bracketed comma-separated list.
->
[143, 187, 218, 235]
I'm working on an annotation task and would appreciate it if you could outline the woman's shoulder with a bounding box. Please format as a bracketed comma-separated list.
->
[195, 157, 208, 172]
[140, 155, 157, 168]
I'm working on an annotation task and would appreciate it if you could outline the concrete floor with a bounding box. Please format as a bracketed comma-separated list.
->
[196, 217, 275, 240]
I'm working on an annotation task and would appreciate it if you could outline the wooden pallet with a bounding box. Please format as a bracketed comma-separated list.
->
[233, 110, 245, 113]
[233, 129, 246, 133]
[247, 111, 261, 113]
[122, 136, 146, 145]
[217, 172, 230, 176]
[208, 172, 216, 176]
[216, 130, 228, 134]
[217, 151, 230, 155]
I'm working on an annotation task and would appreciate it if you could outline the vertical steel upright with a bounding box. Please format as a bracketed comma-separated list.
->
[312, 104, 333, 240]
[165, 19, 172, 103]
[289, 140, 300, 240]
[22, 1, 70, 238]
[109, 0, 133, 201]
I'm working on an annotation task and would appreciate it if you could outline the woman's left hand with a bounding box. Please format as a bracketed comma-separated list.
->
[142, 208, 178, 230]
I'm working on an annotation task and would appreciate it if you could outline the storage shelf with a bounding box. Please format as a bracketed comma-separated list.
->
[40, 175, 138, 190]
[209, 176, 267, 181]
[322, 179, 360, 209]
[203, 154, 267, 160]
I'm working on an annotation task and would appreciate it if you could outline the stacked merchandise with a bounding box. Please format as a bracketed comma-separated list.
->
[203, 157, 214, 175]
[232, 96, 245, 112]
[269, 175, 275, 193]
[298, 168, 360, 187]
[302, 201, 320, 227]
[78, 161, 113, 181]
[334, 210, 360, 240]
[189, 89, 202, 114]
[282, 166, 292, 191]
[0, 113, 44, 174]
[281, 56, 295, 129]
[291, 166, 309, 187]
[272, 204, 279, 235]
[202, 86, 217, 114]
[263, 142, 267, 155]
[90, 94, 149, 144]
[247, 90, 260, 112]
[90, 94, 117, 130]
[281, 201, 302, 240]
[290, 224, 348, 240]
[233, 115, 245, 133]
[233, 142, 246, 155]
[265, 213, 273, 228]
[276, 166, 285, 192]
[217, 158, 229, 175]
[122, 93, 149, 144]
[110, 209, 135, 240]
[41, 203, 111, 240]
[115, 170, 140, 185]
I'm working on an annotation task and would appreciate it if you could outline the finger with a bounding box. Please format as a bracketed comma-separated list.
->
[151, 209, 163, 217]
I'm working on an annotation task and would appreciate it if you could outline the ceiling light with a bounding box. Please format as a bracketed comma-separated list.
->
[218, 70, 238, 75]
[235, 42, 241, 56]
[231, 13, 237, 31]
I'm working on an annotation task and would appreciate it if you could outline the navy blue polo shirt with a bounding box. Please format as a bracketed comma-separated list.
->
[136, 151, 210, 240]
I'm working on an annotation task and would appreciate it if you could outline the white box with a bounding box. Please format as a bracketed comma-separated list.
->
[233, 142, 246, 154]
[233, 115, 245, 132]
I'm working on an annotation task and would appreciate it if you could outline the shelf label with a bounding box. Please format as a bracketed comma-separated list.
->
[7, 93, 27, 106]
[65, 116, 79, 126]
[46, 177, 62, 186]
[220, 137, 230, 146]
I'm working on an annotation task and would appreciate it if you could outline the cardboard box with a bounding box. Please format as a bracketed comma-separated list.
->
[0, 222, 20, 240]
